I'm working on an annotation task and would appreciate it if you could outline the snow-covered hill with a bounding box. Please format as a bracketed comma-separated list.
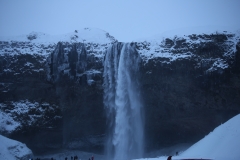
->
[180, 113, 240, 159]
[136, 114, 240, 160]
[0, 28, 117, 58]
[0, 135, 33, 160]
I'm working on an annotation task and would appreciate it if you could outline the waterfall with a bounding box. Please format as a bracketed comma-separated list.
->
[103, 43, 144, 160]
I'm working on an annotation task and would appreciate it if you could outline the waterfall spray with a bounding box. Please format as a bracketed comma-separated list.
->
[103, 43, 144, 160]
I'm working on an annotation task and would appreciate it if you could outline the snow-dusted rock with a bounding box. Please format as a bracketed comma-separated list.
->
[136, 29, 240, 74]
[0, 100, 62, 135]
[0, 134, 33, 160]
[0, 111, 20, 134]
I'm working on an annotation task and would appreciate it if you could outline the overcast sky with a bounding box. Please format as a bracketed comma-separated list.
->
[0, 0, 239, 42]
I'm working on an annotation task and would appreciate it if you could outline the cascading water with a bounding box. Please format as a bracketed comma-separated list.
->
[103, 43, 144, 160]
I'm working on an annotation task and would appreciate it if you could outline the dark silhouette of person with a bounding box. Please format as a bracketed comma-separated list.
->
[167, 156, 172, 160]
[176, 151, 179, 156]
[91, 155, 94, 160]
[65, 157, 68, 160]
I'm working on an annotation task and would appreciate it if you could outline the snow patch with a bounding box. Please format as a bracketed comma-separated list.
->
[0, 100, 62, 132]
[0, 112, 21, 133]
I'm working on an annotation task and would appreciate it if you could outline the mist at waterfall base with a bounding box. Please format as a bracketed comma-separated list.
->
[103, 43, 144, 160]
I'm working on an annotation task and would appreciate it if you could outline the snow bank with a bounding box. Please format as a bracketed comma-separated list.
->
[179, 114, 240, 160]
[0, 135, 33, 160]
[136, 114, 240, 160]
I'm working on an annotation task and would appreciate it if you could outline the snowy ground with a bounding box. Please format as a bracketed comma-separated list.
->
[136, 114, 240, 160]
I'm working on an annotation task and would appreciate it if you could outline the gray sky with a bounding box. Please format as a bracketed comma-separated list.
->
[0, 0, 239, 42]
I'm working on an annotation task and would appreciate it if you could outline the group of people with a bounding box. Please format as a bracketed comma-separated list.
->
[29, 155, 94, 160]
[63, 155, 94, 160]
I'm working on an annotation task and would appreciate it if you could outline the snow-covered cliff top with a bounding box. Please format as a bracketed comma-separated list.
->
[0, 28, 116, 44]
[0, 27, 239, 70]
[137, 28, 240, 60]
[136, 28, 240, 74]
[0, 28, 116, 57]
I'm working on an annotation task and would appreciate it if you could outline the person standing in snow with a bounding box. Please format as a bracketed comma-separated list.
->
[91, 155, 94, 160]
[167, 156, 172, 160]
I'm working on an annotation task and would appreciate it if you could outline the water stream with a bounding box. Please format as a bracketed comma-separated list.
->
[103, 43, 144, 160]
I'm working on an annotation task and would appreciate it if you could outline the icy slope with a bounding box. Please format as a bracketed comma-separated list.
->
[179, 114, 240, 160]
[136, 114, 240, 160]
[0, 134, 33, 160]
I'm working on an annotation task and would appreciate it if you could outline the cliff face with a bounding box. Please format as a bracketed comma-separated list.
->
[138, 33, 240, 151]
[47, 42, 106, 152]
[0, 29, 240, 154]
[0, 28, 116, 154]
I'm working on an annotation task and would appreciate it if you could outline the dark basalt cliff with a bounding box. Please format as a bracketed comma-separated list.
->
[0, 30, 240, 155]
[139, 34, 240, 151]
[47, 42, 106, 152]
